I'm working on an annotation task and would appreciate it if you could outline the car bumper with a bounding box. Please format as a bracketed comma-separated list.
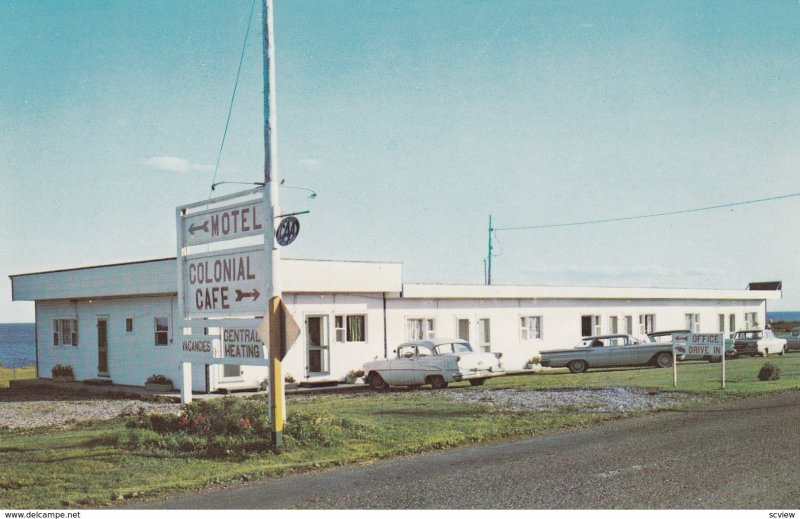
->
[452, 369, 503, 382]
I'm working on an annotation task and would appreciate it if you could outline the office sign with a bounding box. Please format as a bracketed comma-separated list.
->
[672, 332, 724, 360]
[182, 245, 267, 318]
[182, 196, 266, 247]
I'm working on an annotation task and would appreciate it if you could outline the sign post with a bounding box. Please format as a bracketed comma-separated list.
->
[671, 332, 726, 389]
[262, 0, 284, 452]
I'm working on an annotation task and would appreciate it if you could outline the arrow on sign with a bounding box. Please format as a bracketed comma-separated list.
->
[189, 221, 209, 235]
[235, 289, 261, 302]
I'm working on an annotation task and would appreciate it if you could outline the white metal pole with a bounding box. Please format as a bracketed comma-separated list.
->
[721, 333, 726, 389]
[672, 350, 677, 388]
[263, 0, 284, 451]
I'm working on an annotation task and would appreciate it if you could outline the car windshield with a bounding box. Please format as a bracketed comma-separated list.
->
[736, 331, 762, 340]
[433, 342, 473, 354]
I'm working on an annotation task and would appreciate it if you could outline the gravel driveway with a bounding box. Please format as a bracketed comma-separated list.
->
[0, 388, 180, 429]
[446, 387, 706, 413]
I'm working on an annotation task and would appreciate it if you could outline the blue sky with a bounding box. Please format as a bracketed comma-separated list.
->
[2, 0, 800, 322]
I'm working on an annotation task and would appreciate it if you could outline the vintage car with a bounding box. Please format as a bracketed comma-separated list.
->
[539, 334, 676, 373]
[780, 327, 800, 352]
[732, 329, 787, 357]
[363, 338, 504, 390]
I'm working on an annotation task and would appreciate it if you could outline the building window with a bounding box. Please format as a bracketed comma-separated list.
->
[582, 315, 601, 336]
[520, 316, 542, 341]
[53, 319, 78, 346]
[685, 313, 701, 332]
[729, 314, 736, 337]
[718, 314, 725, 333]
[609, 316, 619, 334]
[406, 318, 435, 340]
[624, 315, 633, 335]
[456, 318, 470, 341]
[334, 315, 366, 343]
[745, 312, 758, 329]
[125, 317, 134, 333]
[478, 318, 491, 352]
[154, 317, 169, 346]
[639, 314, 656, 334]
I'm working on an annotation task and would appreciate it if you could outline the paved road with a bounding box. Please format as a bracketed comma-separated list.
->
[133, 390, 800, 509]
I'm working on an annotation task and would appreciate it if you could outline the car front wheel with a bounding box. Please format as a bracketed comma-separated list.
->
[780, 346, 786, 356]
[762, 349, 769, 357]
[368, 373, 387, 390]
[568, 359, 588, 374]
[469, 378, 485, 387]
[655, 352, 673, 368]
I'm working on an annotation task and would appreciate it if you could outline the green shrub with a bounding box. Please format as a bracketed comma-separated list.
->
[99, 397, 375, 459]
[758, 362, 781, 381]
[51, 364, 74, 378]
[145, 374, 173, 386]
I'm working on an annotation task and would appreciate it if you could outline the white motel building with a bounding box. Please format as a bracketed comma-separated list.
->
[9, 256, 781, 392]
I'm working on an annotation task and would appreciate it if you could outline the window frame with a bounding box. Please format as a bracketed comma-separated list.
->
[405, 317, 436, 341]
[334, 314, 366, 343]
[520, 316, 543, 341]
[53, 318, 79, 347]
[154, 316, 169, 346]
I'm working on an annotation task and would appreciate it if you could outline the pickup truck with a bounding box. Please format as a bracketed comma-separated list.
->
[732, 329, 787, 357]
[539, 334, 675, 373]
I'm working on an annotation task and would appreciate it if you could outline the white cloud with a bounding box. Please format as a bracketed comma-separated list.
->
[140, 156, 213, 174]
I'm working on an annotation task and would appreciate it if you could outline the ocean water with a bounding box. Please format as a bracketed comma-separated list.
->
[768, 311, 800, 322]
[0, 323, 36, 368]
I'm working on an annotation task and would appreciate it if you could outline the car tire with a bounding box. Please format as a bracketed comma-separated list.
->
[762, 349, 769, 358]
[655, 352, 673, 368]
[368, 373, 387, 391]
[567, 360, 588, 374]
[429, 375, 448, 389]
[469, 378, 486, 387]
[780, 346, 786, 356]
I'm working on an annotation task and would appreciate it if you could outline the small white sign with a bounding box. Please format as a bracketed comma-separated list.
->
[221, 327, 267, 364]
[182, 245, 267, 318]
[178, 330, 268, 366]
[182, 196, 265, 247]
[672, 332, 724, 360]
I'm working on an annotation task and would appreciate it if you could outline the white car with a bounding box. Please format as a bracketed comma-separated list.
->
[732, 329, 788, 357]
[363, 338, 504, 390]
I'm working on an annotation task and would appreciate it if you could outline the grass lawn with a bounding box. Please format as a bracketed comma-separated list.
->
[496, 352, 800, 394]
[0, 353, 798, 508]
[0, 366, 35, 388]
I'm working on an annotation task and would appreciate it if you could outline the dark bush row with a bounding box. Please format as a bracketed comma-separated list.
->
[94, 397, 374, 459]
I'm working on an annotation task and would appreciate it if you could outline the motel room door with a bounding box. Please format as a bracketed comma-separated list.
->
[97, 317, 109, 377]
[306, 316, 330, 376]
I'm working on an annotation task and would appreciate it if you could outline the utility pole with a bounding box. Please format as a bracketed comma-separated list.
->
[263, 0, 283, 452]
[487, 214, 493, 285]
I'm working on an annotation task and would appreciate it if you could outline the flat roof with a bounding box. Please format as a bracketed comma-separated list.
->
[400, 283, 781, 301]
[10, 258, 781, 303]
[10, 257, 403, 301]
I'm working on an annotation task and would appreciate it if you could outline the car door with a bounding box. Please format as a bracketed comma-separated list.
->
[586, 338, 612, 367]
[606, 336, 638, 366]
[413, 345, 439, 385]
[387, 345, 417, 385]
